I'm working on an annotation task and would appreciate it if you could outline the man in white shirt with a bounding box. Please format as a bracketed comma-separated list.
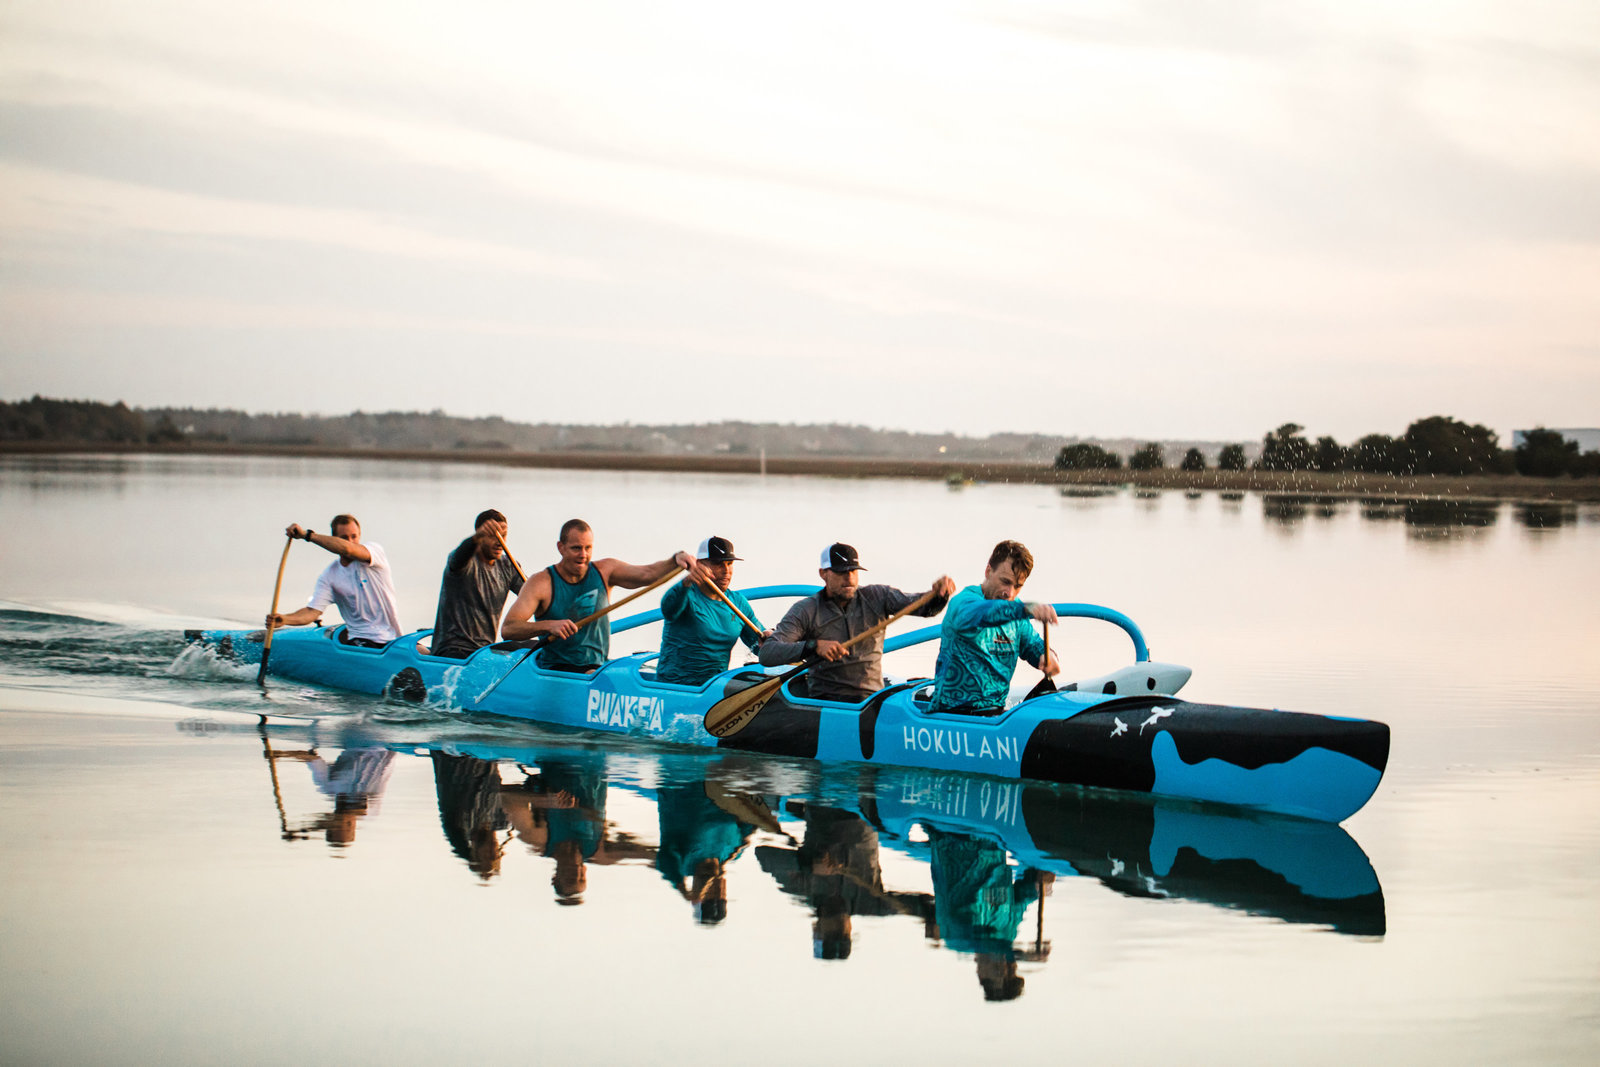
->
[265, 514, 403, 646]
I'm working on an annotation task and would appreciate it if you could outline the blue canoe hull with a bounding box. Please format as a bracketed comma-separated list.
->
[191, 624, 1389, 823]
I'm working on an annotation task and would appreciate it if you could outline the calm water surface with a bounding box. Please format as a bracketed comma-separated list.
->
[2, 455, 1598, 1065]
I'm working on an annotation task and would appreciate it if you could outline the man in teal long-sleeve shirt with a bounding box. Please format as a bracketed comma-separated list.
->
[928, 540, 1059, 714]
[655, 536, 771, 686]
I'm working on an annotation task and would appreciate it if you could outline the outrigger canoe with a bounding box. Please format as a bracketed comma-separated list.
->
[189, 585, 1389, 823]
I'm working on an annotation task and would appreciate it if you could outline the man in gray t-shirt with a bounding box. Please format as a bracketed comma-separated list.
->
[429, 509, 525, 659]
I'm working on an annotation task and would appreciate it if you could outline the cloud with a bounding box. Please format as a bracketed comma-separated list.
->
[0, 0, 1597, 437]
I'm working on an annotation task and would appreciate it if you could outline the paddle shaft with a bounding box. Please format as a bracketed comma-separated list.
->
[489, 527, 526, 583]
[258, 535, 294, 686]
[1023, 616, 1057, 700]
[704, 587, 939, 738]
[782, 586, 938, 668]
[697, 574, 761, 637]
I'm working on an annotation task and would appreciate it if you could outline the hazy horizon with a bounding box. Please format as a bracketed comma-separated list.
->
[2, 1, 1596, 440]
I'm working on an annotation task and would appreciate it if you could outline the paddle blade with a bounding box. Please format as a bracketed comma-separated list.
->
[255, 648, 271, 686]
[1023, 675, 1057, 701]
[703, 780, 786, 835]
[704, 675, 785, 738]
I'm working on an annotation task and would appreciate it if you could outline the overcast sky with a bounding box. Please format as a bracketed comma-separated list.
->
[1, 0, 1595, 440]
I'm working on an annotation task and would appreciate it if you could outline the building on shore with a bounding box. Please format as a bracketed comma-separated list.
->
[1512, 428, 1600, 452]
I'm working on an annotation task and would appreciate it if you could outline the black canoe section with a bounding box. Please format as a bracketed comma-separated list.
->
[713, 676, 925, 760]
[1019, 698, 1392, 793]
[713, 673, 822, 758]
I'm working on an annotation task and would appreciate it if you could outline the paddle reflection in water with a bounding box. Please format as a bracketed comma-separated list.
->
[254, 726, 1385, 998]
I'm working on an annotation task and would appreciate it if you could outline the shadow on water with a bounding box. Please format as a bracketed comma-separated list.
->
[252, 724, 1385, 1002]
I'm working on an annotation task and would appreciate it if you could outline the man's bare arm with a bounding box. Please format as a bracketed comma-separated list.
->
[597, 551, 698, 589]
[500, 571, 576, 640]
[266, 606, 325, 629]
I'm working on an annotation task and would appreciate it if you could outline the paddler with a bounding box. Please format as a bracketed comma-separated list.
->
[759, 543, 955, 703]
[654, 535, 772, 686]
[500, 518, 699, 672]
[926, 540, 1059, 715]
[266, 515, 402, 647]
[426, 508, 524, 658]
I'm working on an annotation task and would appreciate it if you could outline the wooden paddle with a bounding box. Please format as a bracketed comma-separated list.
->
[258, 534, 294, 686]
[489, 526, 526, 583]
[1023, 618, 1056, 700]
[704, 588, 938, 739]
[477, 562, 687, 700]
[696, 573, 761, 637]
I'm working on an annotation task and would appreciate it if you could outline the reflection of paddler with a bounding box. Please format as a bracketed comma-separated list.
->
[267, 745, 394, 846]
[654, 781, 759, 924]
[499, 753, 654, 904]
[431, 753, 508, 880]
[926, 828, 1047, 1001]
[756, 802, 933, 960]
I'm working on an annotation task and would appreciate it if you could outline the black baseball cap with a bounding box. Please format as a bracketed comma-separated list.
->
[697, 536, 742, 563]
[820, 542, 866, 572]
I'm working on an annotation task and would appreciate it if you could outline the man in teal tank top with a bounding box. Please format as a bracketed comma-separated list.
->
[501, 518, 698, 672]
[928, 540, 1059, 714]
[655, 536, 772, 686]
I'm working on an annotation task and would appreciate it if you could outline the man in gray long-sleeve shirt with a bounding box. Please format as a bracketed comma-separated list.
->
[760, 542, 955, 703]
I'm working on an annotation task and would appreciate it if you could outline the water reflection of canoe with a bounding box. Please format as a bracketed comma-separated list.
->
[402, 738, 1383, 939]
[853, 768, 1384, 937]
[190, 588, 1389, 823]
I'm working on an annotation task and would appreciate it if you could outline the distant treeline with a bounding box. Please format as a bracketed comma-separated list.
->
[9, 397, 1593, 477]
[0, 396, 1241, 464]
[0, 396, 185, 444]
[1055, 417, 1600, 479]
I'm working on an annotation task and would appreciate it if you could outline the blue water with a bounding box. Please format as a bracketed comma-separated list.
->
[2, 455, 1598, 1064]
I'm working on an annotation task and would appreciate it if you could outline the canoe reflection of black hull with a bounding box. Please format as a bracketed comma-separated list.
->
[1014, 785, 1384, 936]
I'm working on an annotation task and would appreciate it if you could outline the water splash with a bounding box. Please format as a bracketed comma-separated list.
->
[166, 642, 257, 682]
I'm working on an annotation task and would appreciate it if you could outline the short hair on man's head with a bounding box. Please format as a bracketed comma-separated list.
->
[330, 514, 360, 534]
[558, 518, 591, 543]
[474, 508, 506, 529]
[987, 539, 1033, 580]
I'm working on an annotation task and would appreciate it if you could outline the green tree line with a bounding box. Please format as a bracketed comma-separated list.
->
[1056, 417, 1600, 478]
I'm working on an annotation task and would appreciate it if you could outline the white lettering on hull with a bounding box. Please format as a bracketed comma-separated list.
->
[900, 724, 1017, 764]
[585, 689, 665, 732]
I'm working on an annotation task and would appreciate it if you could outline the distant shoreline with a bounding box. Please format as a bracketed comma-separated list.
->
[4, 441, 1598, 503]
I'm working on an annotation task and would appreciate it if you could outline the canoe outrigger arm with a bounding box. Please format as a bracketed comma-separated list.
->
[883, 602, 1151, 661]
[612, 585, 823, 634]
[616, 588, 1152, 664]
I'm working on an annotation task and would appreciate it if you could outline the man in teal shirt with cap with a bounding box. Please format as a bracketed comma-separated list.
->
[655, 536, 771, 686]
